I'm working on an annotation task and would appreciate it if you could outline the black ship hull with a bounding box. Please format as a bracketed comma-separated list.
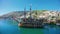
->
[18, 23, 44, 28]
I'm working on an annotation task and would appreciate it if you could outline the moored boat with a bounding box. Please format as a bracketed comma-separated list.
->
[56, 18, 60, 26]
[18, 18, 44, 28]
[56, 23, 60, 26]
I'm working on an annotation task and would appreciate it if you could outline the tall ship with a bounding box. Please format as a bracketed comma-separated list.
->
[18, 5, 44, 28]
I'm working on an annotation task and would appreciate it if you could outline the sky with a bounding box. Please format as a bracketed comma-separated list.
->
[0, 0, 60, 15]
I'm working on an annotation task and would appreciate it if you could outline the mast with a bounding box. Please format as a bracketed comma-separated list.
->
[24, 6, 26, 19]
[24, 6, 26, 21]
[30, 4, 32, 18]
[36, 10, 37, 19]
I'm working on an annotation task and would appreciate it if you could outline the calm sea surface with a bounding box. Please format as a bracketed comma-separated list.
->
[0, 19, 60, 34]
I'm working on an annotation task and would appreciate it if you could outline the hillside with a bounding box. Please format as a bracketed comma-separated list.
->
[1, 10, 57, 19]
[1, 11, 29, 18]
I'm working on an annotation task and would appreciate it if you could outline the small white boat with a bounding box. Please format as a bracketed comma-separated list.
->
[56, 23, 60, 26]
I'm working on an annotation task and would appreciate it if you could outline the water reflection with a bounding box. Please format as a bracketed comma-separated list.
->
[18, 27, 44, 34]
[18, 25, 60, 34]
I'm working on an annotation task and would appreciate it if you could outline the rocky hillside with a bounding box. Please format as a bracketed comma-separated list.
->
[1, 10, 59, 19]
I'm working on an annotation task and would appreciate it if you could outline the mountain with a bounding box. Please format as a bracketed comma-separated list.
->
[1, 11, 29, 18]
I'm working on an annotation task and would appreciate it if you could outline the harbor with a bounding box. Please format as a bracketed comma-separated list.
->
[0, 0, 60, 34]
[0, 5, 60, 34]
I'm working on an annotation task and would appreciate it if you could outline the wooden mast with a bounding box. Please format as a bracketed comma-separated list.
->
[30, 4, 32, 18]
[24, 6, 26, 21]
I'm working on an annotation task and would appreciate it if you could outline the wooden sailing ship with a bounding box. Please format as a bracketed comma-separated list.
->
[18, 5, 44, 28]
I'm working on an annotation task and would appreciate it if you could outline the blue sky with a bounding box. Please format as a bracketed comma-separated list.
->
[0, 0, 60, 15]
